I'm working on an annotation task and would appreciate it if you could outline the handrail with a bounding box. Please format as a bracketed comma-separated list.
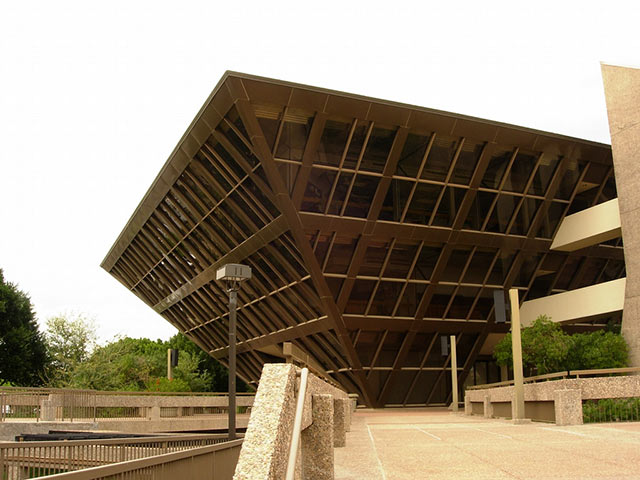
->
[285, 368, 308, 480]
[467, 366, 640, 390]
[571, 366, 640, 378]
[42, 439, 243, 479]
[467, 371, 569, 390]
[0, 386, 254, 396]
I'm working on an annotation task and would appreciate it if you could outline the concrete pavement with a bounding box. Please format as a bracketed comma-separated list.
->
[335, 408, 640, 479]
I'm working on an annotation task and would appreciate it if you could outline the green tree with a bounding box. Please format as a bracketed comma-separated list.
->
[494, 315, 629, 375]
[0, 269, 49, 386]
[44, 313, 97, 386]
[565, 330, 628, 370]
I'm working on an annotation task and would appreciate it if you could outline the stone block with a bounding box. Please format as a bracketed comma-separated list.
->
[464, 395, 472, 415]
[483, 395, 493, 418]
[554, 389, 583, 426]
[333, 398, 348, 448]
[301, 394, 334, 480]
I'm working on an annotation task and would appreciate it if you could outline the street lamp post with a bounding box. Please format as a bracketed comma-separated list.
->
[216, 263, 252, 440]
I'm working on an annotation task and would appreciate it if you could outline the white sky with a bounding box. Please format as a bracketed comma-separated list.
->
[1, 1, 639, 343]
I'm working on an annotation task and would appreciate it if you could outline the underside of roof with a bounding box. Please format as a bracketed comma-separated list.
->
[102, 72, 623, 407]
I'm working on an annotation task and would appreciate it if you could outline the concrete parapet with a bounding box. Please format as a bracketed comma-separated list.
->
[333, 398, 348, 448]
[301, 394, 334, 480]
[464, 395, 472, 415]
[234, 364, 297, 480]
[554, 390, 583, 426]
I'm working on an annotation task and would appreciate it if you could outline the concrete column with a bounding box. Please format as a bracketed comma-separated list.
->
[40, 399, 55, 421]
[483, 395, 493, 418]
[450, 335, 458, 412]
[333, 398, 348, 447]
[464, 395, 472, 415]
[509, 288, 526, 422]
[348, 393, 358, 412]
[554, 390, 583, 426]
[301, 394, 334, 480]
[344, 398, 351, 432]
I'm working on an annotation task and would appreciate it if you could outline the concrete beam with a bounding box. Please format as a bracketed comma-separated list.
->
[520, 278, 625, 327]
[550, 198, 621, 251]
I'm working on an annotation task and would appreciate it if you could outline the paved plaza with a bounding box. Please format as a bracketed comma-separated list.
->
[335, 408, 640, 479]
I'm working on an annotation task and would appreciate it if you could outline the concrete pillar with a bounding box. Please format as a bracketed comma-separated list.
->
[344, 398, 351, 432]
[483, 395, 493, 418]
[450, 335, 458, 412]
[348, 393, 358, 412]
[554, 390, 583, 426]
[301, 394, 334, 480]
[602, 64, 640, 367]
[464, 395, 472, 415]
[509, 288, 526, 422]
[333, 398, 348, 447]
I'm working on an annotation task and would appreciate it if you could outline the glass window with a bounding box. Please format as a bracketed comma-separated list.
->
[503, 151, 538, 193]
[369, 282, 404, 316]
[327, 172, 354, 215]
[343, 121, 370, 169]
[463, 190, 496, 230]
[360, 240, 391, 276]
[555, 160, 587, 200]
[257, 117, 280, 153]
[396, 283, 427, 317]
[487, 250, 515, 285]
[485, 194, 518, 233]
[383, 242, 420, 278]
[513, 254, 542, 288]
[325, 235, 358, 274]
[301, 168, 337, 213]
[536, 202, 566, 238]
[344, 175, 380, 218]
[405, 183, 442, 225]
[469, 288, 494, 320]
[481, 147, 513, 189]
[275, 119, 313, 161]
[313, 233, 332, 267]
[277, 163, 299, 195]
[441, 247, 473, 283]
[422, 135, 458, 182]
[432, 186, 466, 227]
[554, 256, 580, 291]
[425, 285, 455, 318]
[447, 286, 479, 319]
[379, 179, 413, 222]
[463, 248, 498, 284]
[345, 279, 377, 314]
[360, 126, 397, 173]
[317, 119, 352, 167]
[326, 277, 344, 302]
[450, 140, 484, 185]
[528, 155, 560, 196]
[412, 244, 443, 281]
[508, 197, 541, 236]
[397, 133, 430, 177]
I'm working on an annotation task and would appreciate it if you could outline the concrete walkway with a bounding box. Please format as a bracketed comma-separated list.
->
[335, 408, 640, 479]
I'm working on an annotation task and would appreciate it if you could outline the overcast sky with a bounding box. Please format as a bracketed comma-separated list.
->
[1, 1, 638, 343]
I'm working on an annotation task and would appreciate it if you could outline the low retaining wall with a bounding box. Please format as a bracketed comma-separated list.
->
[465, 375, 640, 425]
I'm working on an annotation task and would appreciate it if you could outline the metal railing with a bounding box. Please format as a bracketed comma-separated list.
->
[285, 368, 308, 480]
[16, 440, 243, 480]
[583, 397, 640, 423]
[0, 434, 233, 479]
[466, 371, 569, 390]
[0, 387, 254, 423]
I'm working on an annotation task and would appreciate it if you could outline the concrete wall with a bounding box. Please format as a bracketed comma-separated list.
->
[602, 64, 640, 367]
